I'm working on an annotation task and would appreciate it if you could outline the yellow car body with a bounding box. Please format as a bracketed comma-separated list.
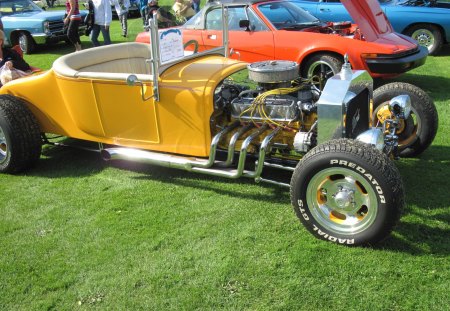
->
[0, 43, 246, 157]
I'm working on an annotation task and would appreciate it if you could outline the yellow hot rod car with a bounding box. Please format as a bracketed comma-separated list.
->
[0, 16, 438, 246]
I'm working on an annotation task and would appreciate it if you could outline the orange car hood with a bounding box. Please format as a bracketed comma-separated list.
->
[341, 0, 394, 41]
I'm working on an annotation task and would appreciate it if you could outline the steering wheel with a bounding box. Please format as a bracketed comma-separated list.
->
[183, 39, 199, 54]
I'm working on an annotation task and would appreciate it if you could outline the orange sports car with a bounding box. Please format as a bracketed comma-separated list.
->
[136, 0, 428, 80]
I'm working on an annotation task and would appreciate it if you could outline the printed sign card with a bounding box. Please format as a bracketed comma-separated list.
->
[159, 29, 184, 64]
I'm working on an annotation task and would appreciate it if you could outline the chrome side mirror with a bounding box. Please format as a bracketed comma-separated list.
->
[126, 74, 138, 86]
[389, 95, 411, 119]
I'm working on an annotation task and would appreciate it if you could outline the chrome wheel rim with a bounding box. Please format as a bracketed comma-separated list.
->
[411, 29, 435, 52]
[18, 35, 27, 53]
[374, 103, 421, 149]
[0, 126, 8, 165]
[307, 60, 337, 80]
[306, 167, 378, 235]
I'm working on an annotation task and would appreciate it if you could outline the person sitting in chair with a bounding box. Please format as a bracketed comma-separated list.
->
[0, 30, 31, 85]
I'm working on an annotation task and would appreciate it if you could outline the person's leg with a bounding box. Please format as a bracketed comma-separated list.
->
[100, 25, 111, 45]
[141, 8, 147, 26]
[67, 19, 82, 51]
[192, 1, 199, 13]
[122, 13, 128, 37]
[119, 13, 127, 37]
[90, 24, 100, 47]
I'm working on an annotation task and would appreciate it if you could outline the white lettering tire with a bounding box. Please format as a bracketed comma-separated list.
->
[290, 139, 404, 246]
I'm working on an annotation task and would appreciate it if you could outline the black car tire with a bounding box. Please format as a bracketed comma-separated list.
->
[373, 82, 438, 157]
[0, 95, 42, 174]
[301, 53, 343, 80]
[290, 139, 404, 246]
[405, 24, 443, 56]
[18, 32, 36, 54]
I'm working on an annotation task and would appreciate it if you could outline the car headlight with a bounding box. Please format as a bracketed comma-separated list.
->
[43, 21, 50, 33]
[356, 128, 385, 151]
[389, 95, 411, 119]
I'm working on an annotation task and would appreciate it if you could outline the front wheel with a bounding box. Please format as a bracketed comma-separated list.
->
[301, 53, 343, 88]
[290, 139, 404, 246]
[405, 24, 443, 56]
[373, 82, 438, 157]
[0, 95, 42, 174]
[18, 32, 36, 54]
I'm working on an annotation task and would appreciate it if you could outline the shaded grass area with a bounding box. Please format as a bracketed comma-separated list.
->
[1, 14, 450, 311]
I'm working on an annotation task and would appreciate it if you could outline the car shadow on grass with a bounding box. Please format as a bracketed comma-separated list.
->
[433, 44, 450, 57]
[375, 74, 450, 102]
[25, 141, 449, 255]
[377, 145, 450, 255]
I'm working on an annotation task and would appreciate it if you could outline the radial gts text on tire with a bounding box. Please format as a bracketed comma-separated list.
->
[0, 95, 42, 174]
[373, 82, 438, 157]
[405, 23, 443, 56]
[290, 139, 404, 246]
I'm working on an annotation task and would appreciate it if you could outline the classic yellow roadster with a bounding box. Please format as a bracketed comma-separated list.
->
[0, 16, 438, 245]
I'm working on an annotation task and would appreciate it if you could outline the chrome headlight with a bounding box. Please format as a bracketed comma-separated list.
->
[43, 21, 50, 33]
[389, 95, 411, 119]
[356, 128, 384, 151]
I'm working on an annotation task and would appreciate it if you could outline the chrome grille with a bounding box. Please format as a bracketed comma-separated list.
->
[48, 20, 64, 34]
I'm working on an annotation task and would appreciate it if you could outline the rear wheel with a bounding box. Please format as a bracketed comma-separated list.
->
[0, 95, 42, 174]
[373, 82, 438, 157]
[18, 32, 36, 54]
[405, 24, 443, 56]
[290, 139, 404, 246]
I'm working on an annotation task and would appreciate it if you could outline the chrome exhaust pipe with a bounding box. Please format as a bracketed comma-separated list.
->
[102, 123, 280, 181]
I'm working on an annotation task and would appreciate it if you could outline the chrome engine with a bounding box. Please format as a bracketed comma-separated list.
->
[212, 59, 376, 156]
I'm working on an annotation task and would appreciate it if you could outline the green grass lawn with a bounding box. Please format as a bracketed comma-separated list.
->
[1, 14, 449, 311]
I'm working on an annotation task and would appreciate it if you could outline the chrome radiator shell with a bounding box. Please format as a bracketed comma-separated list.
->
[316, 70, 373, 144]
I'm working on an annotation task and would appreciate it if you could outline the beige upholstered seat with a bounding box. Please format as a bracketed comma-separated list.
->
[53, 43, 153, 82]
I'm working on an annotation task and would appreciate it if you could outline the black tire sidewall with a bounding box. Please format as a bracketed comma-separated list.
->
[406, 24, 443, 56]
[373, 82, 437, 157]
[291, 147, 397, 246]
[301, 54, 343, 78]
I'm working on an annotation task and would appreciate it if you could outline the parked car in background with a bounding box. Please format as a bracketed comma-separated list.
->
[294, 0, 450, 55]
[0, 0, 87, 53]
[136, 0, 427, 82]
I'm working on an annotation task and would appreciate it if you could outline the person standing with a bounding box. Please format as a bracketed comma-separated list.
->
[90, 0, 112, 46]
[112, 0, 130, 37]
[64, 0, 82, 52]
[139, 0, 148, 26]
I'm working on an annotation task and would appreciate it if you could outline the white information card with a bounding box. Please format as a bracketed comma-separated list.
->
[158, 29, 184, 64]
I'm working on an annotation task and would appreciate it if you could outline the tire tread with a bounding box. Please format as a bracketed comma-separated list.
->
[0, 95, 42, 173]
